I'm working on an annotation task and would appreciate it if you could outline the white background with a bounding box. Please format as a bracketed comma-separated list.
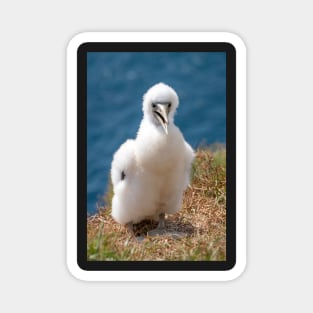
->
[0, 1, 312, 312]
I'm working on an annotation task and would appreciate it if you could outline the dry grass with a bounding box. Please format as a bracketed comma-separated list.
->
[87, 146, 226, 261]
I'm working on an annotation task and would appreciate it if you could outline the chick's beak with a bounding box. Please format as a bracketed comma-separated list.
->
[153, 104, 169, 135]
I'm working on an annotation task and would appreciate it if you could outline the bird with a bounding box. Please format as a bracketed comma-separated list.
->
[110, 82, 194, 239]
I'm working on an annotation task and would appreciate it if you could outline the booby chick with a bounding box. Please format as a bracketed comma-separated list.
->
[110, 82, 194, 239]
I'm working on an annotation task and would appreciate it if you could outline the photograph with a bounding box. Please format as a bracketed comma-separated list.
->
[85, 49, 229, 263]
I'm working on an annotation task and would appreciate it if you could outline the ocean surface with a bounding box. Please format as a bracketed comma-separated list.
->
[87, 52, 226, 213]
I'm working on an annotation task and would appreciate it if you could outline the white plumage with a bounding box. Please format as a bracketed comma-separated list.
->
[110, 82, 194, 234]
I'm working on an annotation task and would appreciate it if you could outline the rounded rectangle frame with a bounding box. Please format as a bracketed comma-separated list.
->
[67, 32, 246, 281]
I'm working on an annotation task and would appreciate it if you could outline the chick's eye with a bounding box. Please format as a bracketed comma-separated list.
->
[168, 103, 171, 108]
[152, 103, 156, 108]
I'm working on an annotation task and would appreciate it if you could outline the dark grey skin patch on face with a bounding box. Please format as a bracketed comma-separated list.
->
[152, 101, 171, 106]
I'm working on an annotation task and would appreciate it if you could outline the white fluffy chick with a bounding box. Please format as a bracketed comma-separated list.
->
[110, 82, 194, 238]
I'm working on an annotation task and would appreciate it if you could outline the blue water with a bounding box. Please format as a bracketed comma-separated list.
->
[87, 52, 226, 213]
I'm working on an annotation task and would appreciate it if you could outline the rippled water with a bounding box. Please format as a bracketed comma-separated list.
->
[87, 52, 226, 213]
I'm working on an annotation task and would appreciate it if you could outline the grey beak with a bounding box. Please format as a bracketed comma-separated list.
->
[154, 104, 169, 135]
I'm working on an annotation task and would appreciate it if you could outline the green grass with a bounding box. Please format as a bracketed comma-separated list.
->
[87, 146, 226, 261]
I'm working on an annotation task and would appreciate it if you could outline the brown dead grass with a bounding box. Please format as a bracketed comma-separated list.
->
[87, 147, 226, 261]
